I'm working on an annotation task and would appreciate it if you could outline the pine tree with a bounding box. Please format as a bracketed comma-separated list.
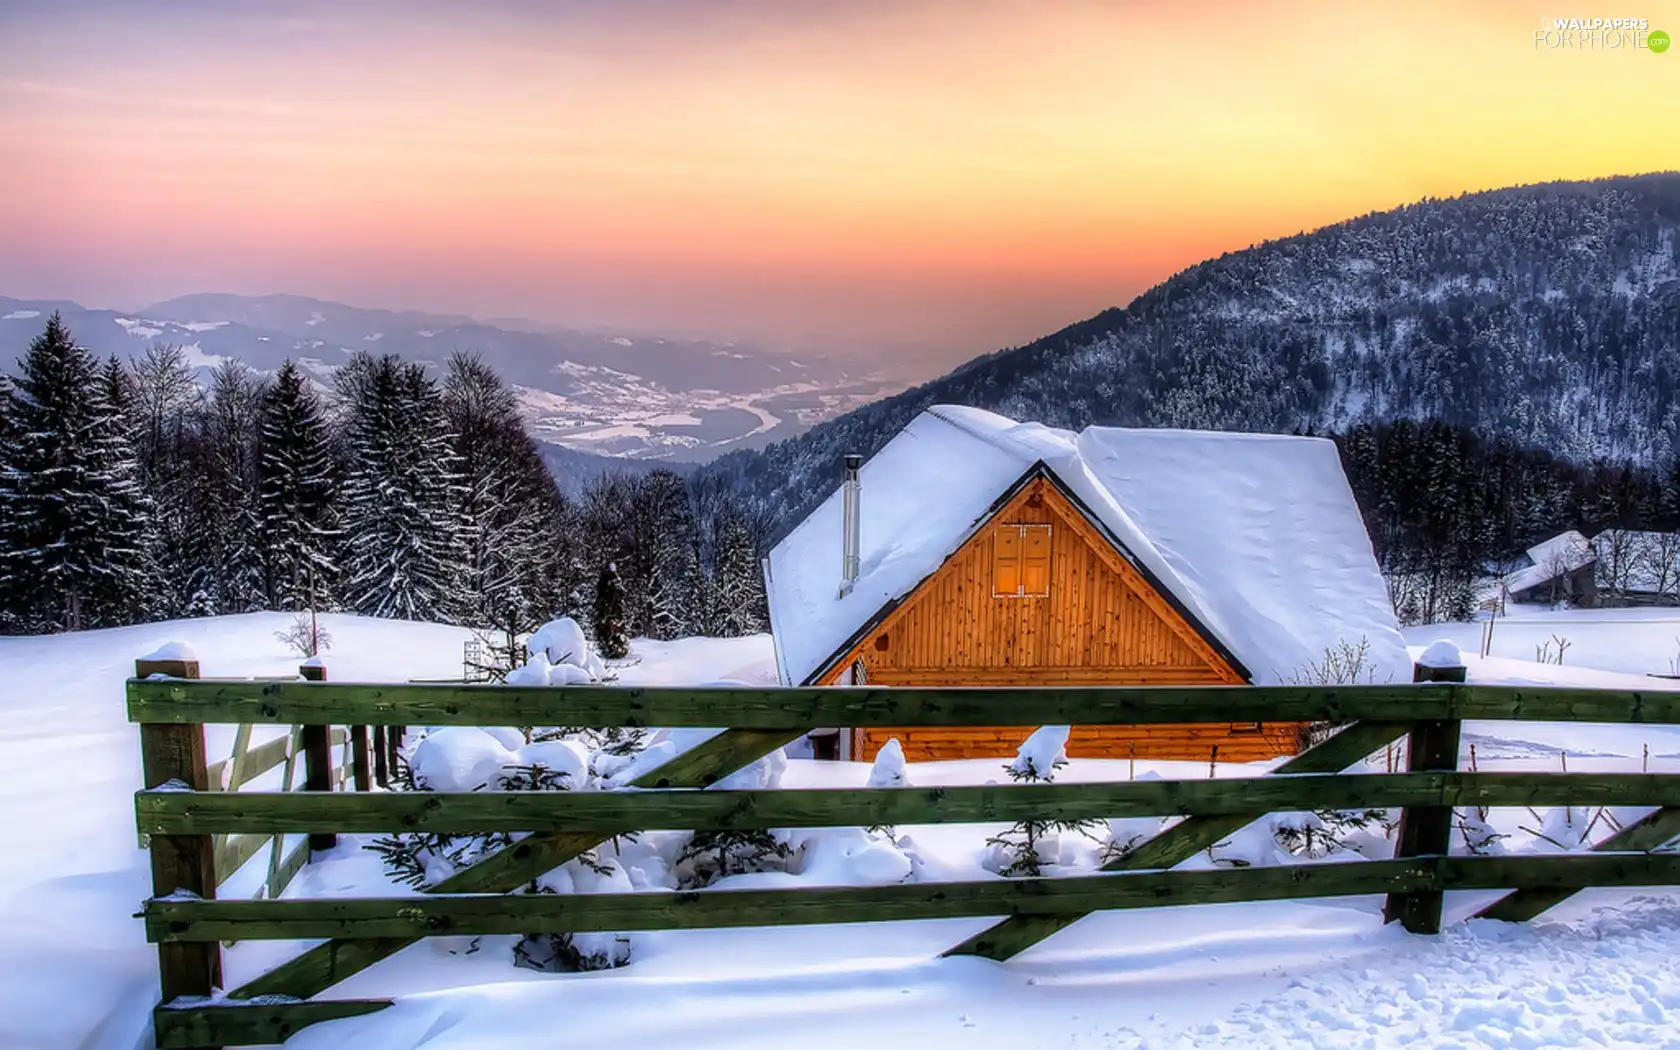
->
[190, 361, 266, 614]
[682, 539, 720, 636]
[258, 360, 339, 610]
[338, 354, 464, 621]
[442, 352, 575, 638]
[84, 355, 157, 626]
[712, 505, 767, 637]
[0, 372, 20, 630]
[593, 562, 629, 659]
[132, 344, 204, 618]
[623, 470, 693, 639]
[5, 315, 115, 631]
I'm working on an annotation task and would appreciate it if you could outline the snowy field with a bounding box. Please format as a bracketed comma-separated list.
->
[2, 610, 1679, 1050]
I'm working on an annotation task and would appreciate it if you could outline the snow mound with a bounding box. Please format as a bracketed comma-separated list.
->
[866, 738, 908, 787]
[507, 618, 606, 685]
[410, 727, 519, 792]
[1011, 725, 1069, 779]
[1418, 639, 1463, 669]
[140, 640, 198, 662]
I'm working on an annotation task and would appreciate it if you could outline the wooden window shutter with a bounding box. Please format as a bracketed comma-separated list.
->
[1021, 524, 1051, 597]
[993, 525, 1022, 596]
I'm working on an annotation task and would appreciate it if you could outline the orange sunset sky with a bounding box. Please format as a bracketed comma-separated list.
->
[1, 0, 1676, 364]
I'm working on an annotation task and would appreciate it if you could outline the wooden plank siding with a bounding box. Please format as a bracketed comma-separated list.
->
[817, 477, 1303, 762]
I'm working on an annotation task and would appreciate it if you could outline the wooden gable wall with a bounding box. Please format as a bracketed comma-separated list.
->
[814, 476, 1303, 763]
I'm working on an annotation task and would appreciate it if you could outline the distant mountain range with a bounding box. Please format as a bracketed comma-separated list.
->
[0, 292, 904, 462]
[701, 173, 1680, 537]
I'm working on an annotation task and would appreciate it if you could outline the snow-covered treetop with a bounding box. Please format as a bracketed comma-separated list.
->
[766, 405, 1411, 687]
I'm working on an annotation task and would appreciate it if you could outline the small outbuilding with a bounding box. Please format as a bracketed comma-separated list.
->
[1502, 531, 1598, 608]
[763, 406, 1411, 763]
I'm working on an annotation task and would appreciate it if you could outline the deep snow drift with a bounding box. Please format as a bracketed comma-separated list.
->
[1, 609, 1678, 1050]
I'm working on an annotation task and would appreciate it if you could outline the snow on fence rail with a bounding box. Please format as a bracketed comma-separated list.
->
[126, 660, 1680, 1050]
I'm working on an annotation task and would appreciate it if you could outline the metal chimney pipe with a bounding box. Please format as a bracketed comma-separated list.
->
[839, 454, 862, 597]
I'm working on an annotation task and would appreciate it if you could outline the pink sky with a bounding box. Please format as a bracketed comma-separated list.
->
[2, 0, 1676, 362]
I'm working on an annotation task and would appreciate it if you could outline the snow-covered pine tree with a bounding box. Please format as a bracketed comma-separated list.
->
[84, 356, 157, 626]
[4, 315, 117, 631]
[592, 562, 630, 659]
[712, 502, 767, 637]
[442, 352, 577, 644]
[338, 354, 465, 621]
[985, 726, 1103, 877]
[681, 538, 720, 636]
[132, 344, 205, 619]
[0, 371, 20, 630]
[189, 361, 267, 614]
[623, 469, 693, 639]
[258, 360, 340, 611]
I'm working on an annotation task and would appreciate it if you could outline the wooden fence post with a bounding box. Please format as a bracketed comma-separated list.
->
[136, 650, 223, 1008]
[372, 725, 389, 787]
[298, 662, 338, 851]
[1385, 647, 1468, 933]
[386, 724, 404, 783]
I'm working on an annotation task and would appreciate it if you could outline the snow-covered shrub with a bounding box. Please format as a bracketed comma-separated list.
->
[984, 727, 1104, 877]
[1457, 809, 1508, 855]
[867, 739, 908, 788]
[675, 829, 793, 888]
[783, 826, 913, 885]
[669, 733, 793, 887]
[1103, 815, 1167, 864]
[865, 739, 909, 837]
[369, 727, 594, 889]
[1270, 809, 1391, 859]
[505, 617, 607, 686]
[370, 721, 660, 971]
[515, 858, 636, 973]
[1207, 822, 1294, 868]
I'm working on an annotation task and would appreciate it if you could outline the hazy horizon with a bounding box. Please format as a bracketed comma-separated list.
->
[4, 0, 1677, 366]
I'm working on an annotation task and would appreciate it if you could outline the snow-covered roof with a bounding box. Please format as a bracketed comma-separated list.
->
[1504, 531, 1595, 594]
[765, 405, 1411, 687]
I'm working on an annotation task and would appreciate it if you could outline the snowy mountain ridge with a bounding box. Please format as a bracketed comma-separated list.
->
[702, 172, 1680, 537]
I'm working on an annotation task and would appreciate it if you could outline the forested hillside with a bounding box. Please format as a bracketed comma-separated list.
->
[704, 174, 1680, 552]
[0, 316, 768, 642]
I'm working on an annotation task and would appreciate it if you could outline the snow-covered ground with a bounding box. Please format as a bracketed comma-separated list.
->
[2, 611, 1679, 1050]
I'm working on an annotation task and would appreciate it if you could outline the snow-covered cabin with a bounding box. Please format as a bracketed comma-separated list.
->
[763, 406, 1411, 763]
[1502, 531, 1597, 608]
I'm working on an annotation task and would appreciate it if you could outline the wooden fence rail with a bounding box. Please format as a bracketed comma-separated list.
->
[127, 670, 1680, 1050]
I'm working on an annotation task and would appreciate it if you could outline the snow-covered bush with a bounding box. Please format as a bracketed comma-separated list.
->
[865, 739, 909, 837]
[984, 727, 1104, 877]
[516, 859, 636, 973]
[1269, 808, 1392, 859]
[783, 826, 912, 885]
[1457, 809, 1508, 855]
[506, 617, 607, 685]
[672, 732, 795, 887]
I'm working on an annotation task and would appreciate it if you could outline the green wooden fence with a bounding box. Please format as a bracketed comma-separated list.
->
[128, 665, 1680, 1050]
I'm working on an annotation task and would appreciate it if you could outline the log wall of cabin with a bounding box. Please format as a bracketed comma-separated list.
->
[817, 477, 1304, 763]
